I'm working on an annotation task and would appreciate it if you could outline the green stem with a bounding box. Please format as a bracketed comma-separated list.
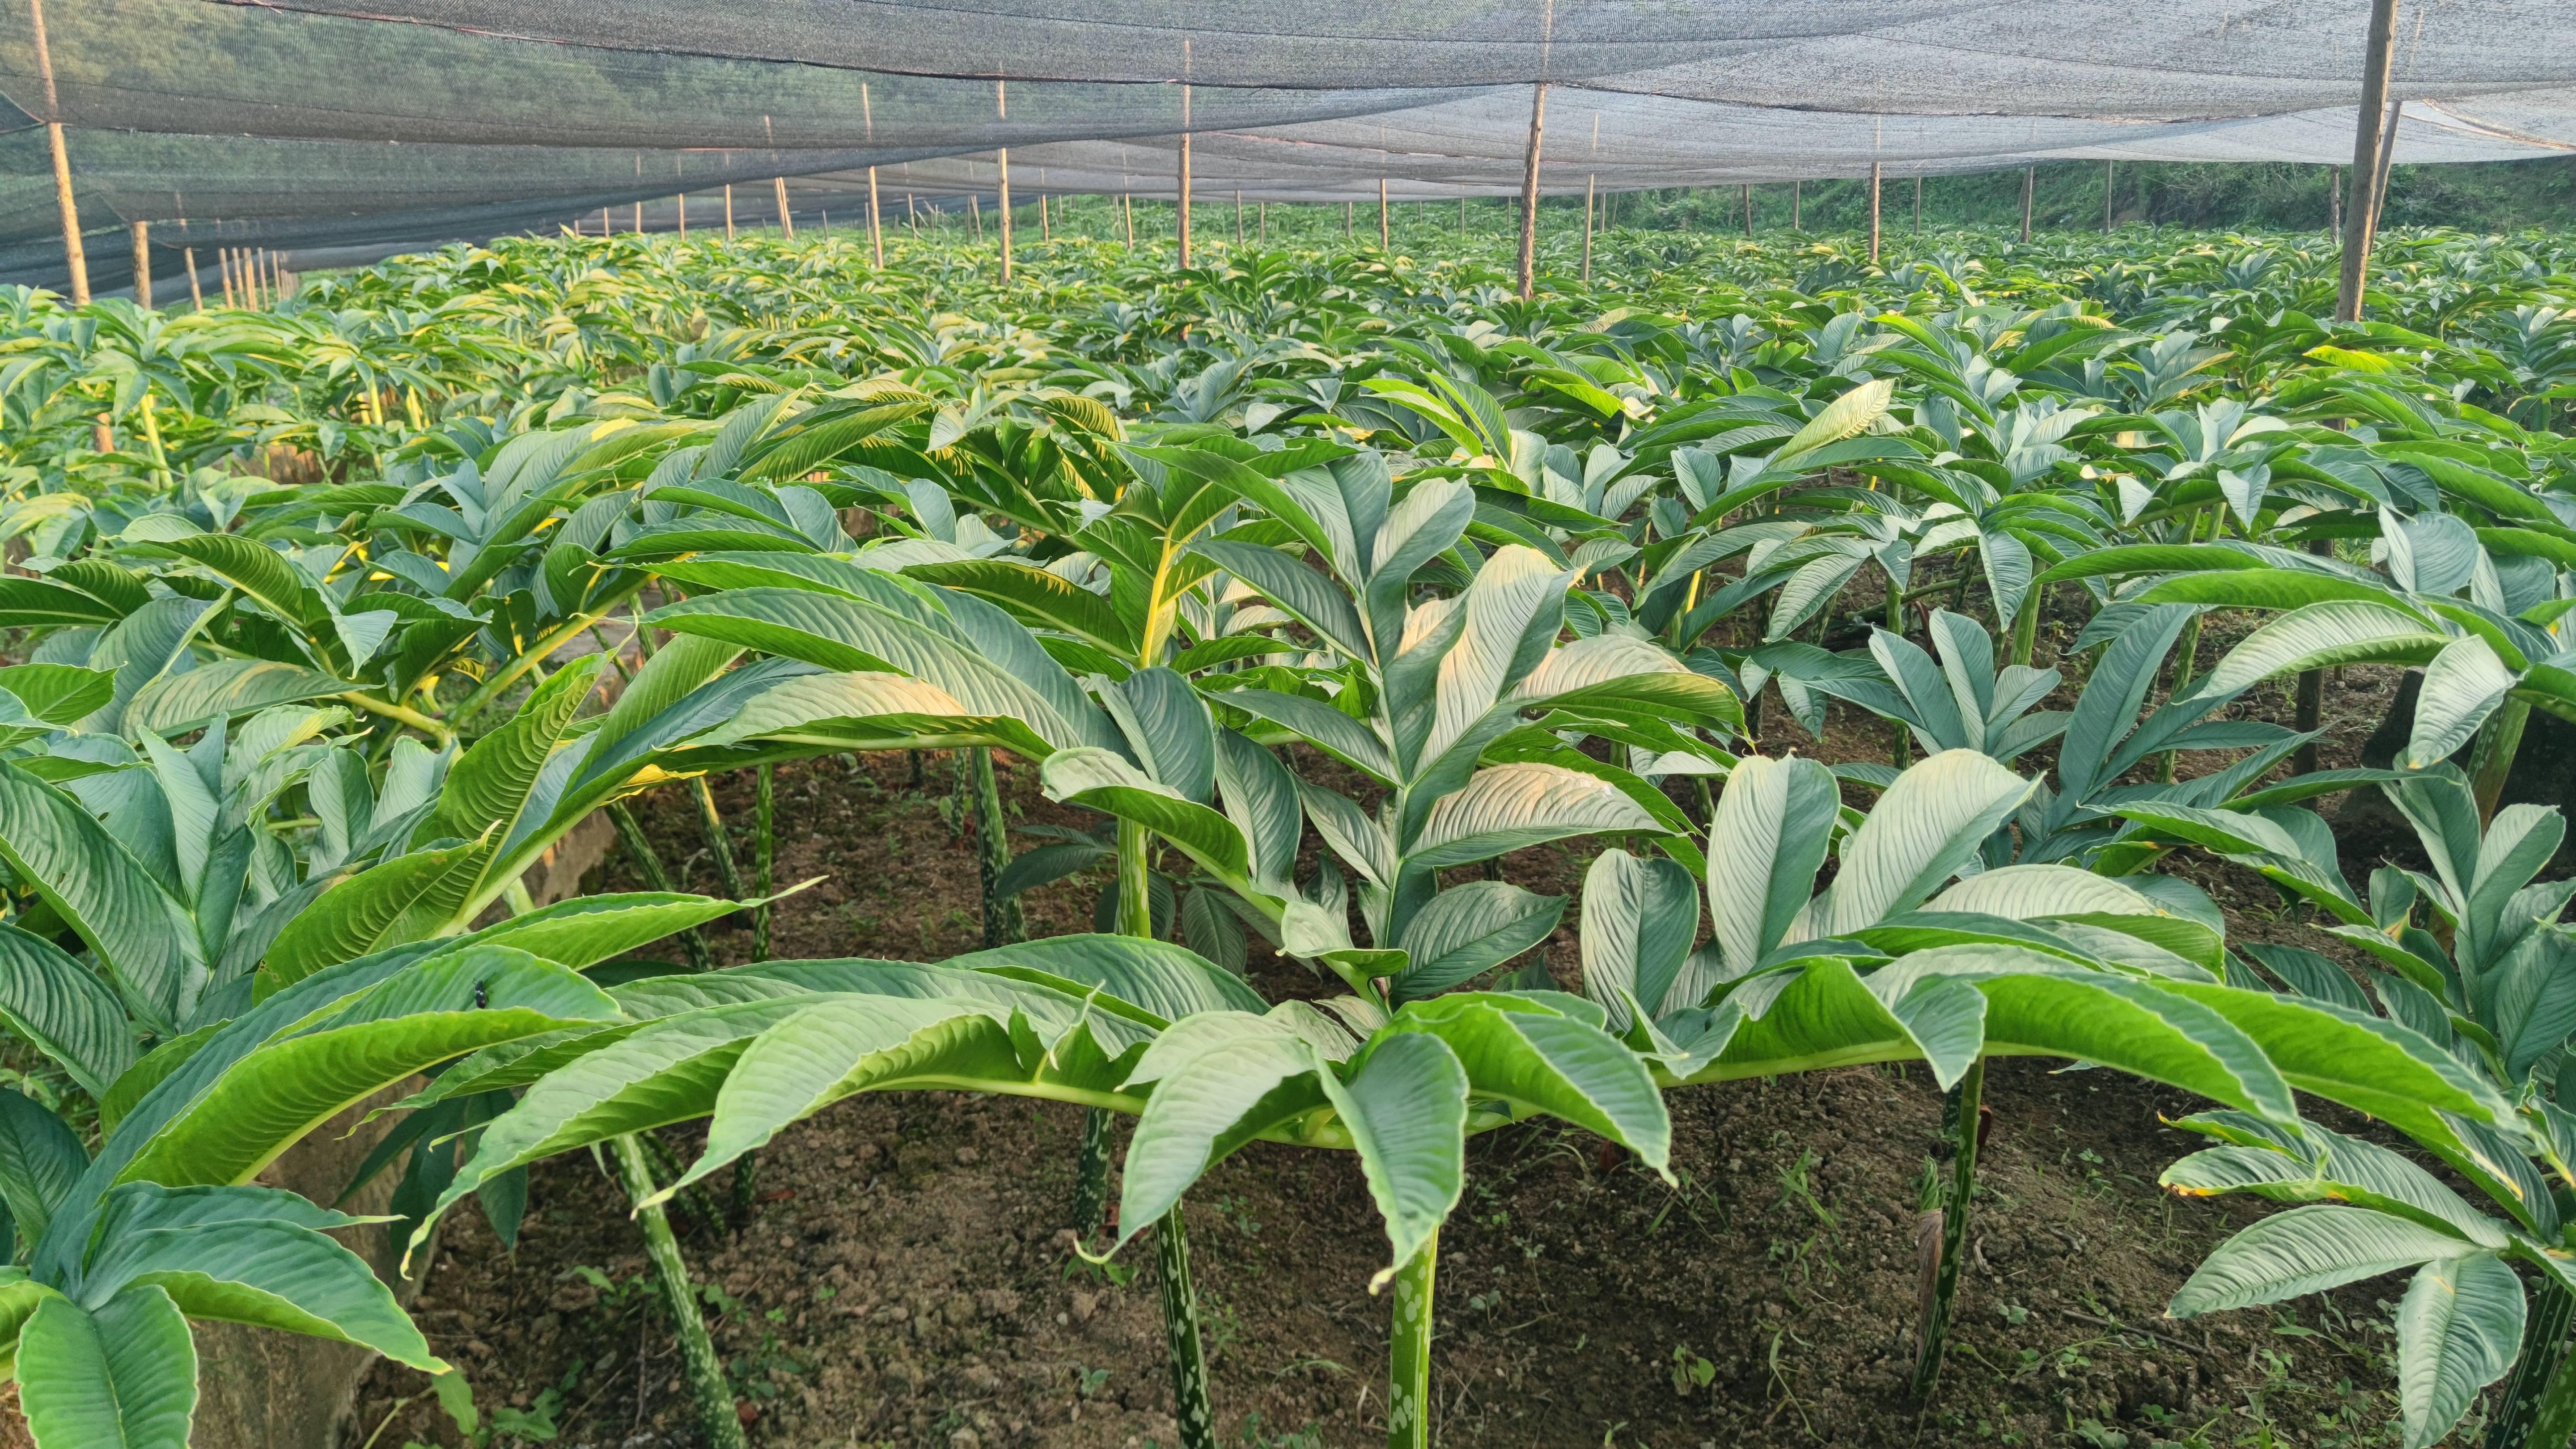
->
[1886, 563, 1911, 768]
[449, 610, 608, 733]
[1158, 1207, 1217, 1449]
[962, 747, 1025, 949]
[692, 775, 749, 902]
[1911, 1057, 1984, 1400]
[2470, 697, 2533, 827]
[610, 1135, 746, 1449]
[1385, 1232, 1438, 1449]
[2486, 1275, 2576, 1449]
[752, 764, 774, 961]
[1115, 817, 1152, 938]
[1072, 1104, 1115, 1240]
[338, 691, 454, 746]
[607, 801, 712, 972]
[2007, 582, 2042, 669]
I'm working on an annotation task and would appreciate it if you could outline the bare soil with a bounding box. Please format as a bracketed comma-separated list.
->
[345, 606, 2440, 1449]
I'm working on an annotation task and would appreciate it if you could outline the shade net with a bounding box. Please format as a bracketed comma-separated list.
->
[4, 0, 2576, 290]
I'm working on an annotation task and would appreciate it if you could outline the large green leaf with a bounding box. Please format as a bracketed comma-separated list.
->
[2170, 1205, 2480, 1316]
[114, 947, 619, 1191]
[1405, 762, 1660, 869]
[1320, 1032, 1469, 1284]
[904, 558, 1140, 656]
[259, 839, 491, 991]
[694, 670, 1056, 762]
[650, 999, 1033, 1206]
[1392, 882, 1565, 1004]
[2396, 1252, 2523, 1449]
[17, 1285, 194, 1449]
[124, 660, 355, 740]
[1040, 748, 1254, 884]
[2207, 602, 2452, 695]
[82, 1216, 443, 1371]
[0, 1088, 86, 1246]
[1801, 750, 2034, 938]
[942, 934, 1268, 1022]
[460, 892, 750, 970]
[1392, 995, 1671, 1173]
[0, 925, 140, 1097]
[0, 765, 204, 1035]
[435, 657, 602, 840]
[1707, 754, 1840, 976]
[1190, 539, 1369, 662]
[2406, 635, 2516, 768]
[1116, 1018, 1328, 1248]
[1578, 850, 1699, 1023]
[1774, 377, 1894, 462]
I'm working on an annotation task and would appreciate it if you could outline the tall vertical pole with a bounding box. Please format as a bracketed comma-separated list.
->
[2368, 96, 2403, 237]
[2336, 0, 2401, 322]
[1792, 179, 1801, 230]
[675, 194, 686, 238]
[635, 201, 644, 234]
[995, 79, 1012, 283]
[862, 82, 883, 267]
[2020, 166, 2034, 242]
[724, 184, 735, 241]
[183, 246, 201, 309]
[1581, 173, 1595, 282]
[1123, 192, 1135, 248]
[218, 246, 235, 307]
[1517, 81, 1547, 301]
[2103, 160, 2114, 232]
[1868, 161, 1881, 263]
[29, 0, 89, 303]
[1378, 178, 1390, 250]
[774, 175, 794, 238]
[2329, 165, 2343, 235]
[129, 221, 151, 309]
[1913, 174, 1923, 235]
[1177, 86, 1193, 269]
[1742, 182, 1752, 236]
[1233, 189, 1242, 246]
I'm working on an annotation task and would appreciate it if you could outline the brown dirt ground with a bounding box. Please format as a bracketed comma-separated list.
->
[344, 592, 2446, 1449]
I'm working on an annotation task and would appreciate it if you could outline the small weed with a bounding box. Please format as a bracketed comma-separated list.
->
[1669, 1343, 1716, 1395]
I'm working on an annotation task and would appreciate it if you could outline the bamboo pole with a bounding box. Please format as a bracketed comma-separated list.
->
[1868, 161, 1881, 263]
[1233, 189, 1243, 246]
[1123, 191, 1134, 248]
[130, 222, 151, 309]
[2329, 165, 2343, 234]
[1914, 174, 1923, 235]
[868, 169, 884, 266]
[2103, 160, 2114, 232]
[1041, 190, 1050, 241]
[1259, 200, 1267, 243]
[1517, 81, 1547, 300]
[1742, 182, 1751, 236]
[1792, 179, 1801, 230]
[1378, 178, 1389, 250]
[724, 183, 735, 240]
[2020, 166, 2034, 242]
[218, 246, 234, 307]
[970, 193, 982, 240]
[29, 0, 88, 303]
[1345, 201, 1352, 239]
[633, 201, 643, 234]
[183, 245, 201, 309]
[774, 176, 793, 238]
[1581, 173, 1594, 282]
[2335, 0, 2401, 322]
[2368, 95, 2403, 236]
[996, 151, 1013, 280]
[1176, 84, 1193, 269]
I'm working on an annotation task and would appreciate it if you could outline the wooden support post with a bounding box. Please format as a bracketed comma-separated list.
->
[129, 221, 150, 309]
[2020, 165, 2034, 242]
[1914, 174, 1923, 235]
[675, 193, 686, 238]
[2336, 0, 2400, 322]
[1792, 178, 1801, 230]
[183, 245, 201, 309]
[1259, 200, 1267, 242]
[1041, 191, 1050, 241]
[1581, 173, 1595, 282]
[30, 0, 88, 303]
[2368, 95, 2403, 235]
[218, 246, 235, 307]
[724, 183, 735, 240]
[996, 151, 1013, 280]
[1868, 161, 1881, 263]
[1123, 191, 1134, 248]
[1378, 178, 1390, 250]
[774, 176, 793, 238]
[1517, 80, 1547, 300]
[969, 193, 981, 240]
[1459, 194, 1466, 236]
[1345, 200, 1352, 238]
[868, 169, 884, 266]
[2104, 160, 2115, 232]
[634, 200, 643, 234]
[1176, 85, 1193, 269]
[1742, 182, 1752, 236]
[2329, 165, 2342, 234]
